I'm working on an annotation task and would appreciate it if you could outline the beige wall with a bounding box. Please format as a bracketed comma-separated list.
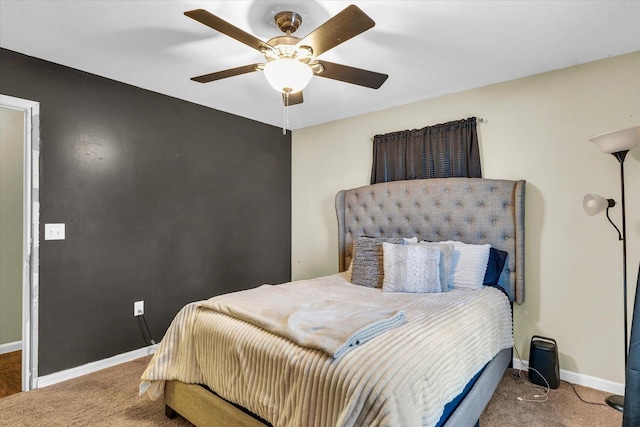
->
[0, 106, 24, 345]
[291, 52, 640, 384]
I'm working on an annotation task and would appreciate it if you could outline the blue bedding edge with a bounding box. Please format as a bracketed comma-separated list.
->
[435, 366, 486, 427]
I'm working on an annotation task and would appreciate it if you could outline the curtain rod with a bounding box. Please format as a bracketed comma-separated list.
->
[370, 117, 486, 141]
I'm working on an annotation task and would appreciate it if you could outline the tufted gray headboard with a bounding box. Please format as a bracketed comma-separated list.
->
[335, 178, 526, 304]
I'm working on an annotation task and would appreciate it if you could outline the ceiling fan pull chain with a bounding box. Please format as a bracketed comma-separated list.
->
[282, 93, 286, 135]
[286, 93, 290, 131]
[283, 91, 290, 135]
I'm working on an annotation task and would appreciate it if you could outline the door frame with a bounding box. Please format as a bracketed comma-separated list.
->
[0, 94, 40, 390]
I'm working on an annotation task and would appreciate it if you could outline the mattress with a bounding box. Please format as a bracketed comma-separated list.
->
[141, 272, 513, 427]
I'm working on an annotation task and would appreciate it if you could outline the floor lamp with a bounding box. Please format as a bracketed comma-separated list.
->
[583, 125, 640, 412]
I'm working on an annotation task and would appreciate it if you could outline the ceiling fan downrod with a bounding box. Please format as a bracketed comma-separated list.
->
[274, 11, 303, 34]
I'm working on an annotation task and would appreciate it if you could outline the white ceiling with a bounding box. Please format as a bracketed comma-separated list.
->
[1, 1, 639, 130]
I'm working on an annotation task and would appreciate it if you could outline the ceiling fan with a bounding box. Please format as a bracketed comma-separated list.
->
[184, 4, 388, 106]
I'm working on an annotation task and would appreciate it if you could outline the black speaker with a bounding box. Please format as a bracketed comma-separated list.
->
[529, 335, 560, 389]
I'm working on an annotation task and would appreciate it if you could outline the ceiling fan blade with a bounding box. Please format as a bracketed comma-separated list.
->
[297, 5, 375, 57]
[191, 64, 262, 83]
[314, 61, 388, 89]
[185, 9, 274, 53]
[282, 91, 304, 106]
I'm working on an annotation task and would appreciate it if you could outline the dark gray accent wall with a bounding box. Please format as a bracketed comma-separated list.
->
[0, 48, 291, 375]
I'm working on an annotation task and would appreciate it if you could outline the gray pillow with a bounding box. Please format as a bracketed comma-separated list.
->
[351, 236, 405, 288]
[417, 241, 455, 292]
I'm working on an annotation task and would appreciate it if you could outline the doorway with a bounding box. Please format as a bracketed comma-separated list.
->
[0, 94, 40, 391]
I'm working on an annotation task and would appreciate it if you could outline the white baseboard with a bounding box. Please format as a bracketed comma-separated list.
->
[513, 358, 625, 395]
[36, 345, 158, 389]
[0, 340, 22, 354]
[28, 345, 626, 395]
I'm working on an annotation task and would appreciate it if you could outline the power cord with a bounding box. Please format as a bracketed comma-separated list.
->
[561, 380, 608, 407]
[137, 313, 157, 345]
[512, 345, 550, 402]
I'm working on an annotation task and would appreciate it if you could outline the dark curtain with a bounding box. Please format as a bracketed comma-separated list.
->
[370, 117, 481, 184]
[623, 261, 640, 426]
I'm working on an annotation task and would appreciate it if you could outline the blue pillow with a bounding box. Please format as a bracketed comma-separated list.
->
[483, 248, 508, 286]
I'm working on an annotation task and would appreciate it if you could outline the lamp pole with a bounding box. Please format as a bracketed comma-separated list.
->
[606, 149, 629, 412]
[617, 150, 629, 369]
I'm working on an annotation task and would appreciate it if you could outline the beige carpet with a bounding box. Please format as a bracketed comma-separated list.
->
[481, 370, 622, 427]
[0, 356, 191, 427]
[0, 355, 623, 426]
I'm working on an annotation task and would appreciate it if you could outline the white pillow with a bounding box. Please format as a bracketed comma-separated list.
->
[381, 243, 441, 293]
[444, 241, 491, 290]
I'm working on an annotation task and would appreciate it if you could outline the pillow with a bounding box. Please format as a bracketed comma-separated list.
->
[444, 241, 491, 290]
[416, 241, 455, 292]
[381, 243, 441, 293]
[483, 247, 508, 286]
[350, 236, 406, 288]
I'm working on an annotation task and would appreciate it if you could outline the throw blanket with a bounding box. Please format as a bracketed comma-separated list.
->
[200, 281, 406, 358]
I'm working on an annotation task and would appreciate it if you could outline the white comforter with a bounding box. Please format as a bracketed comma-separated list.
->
[140, 273, 513, 427]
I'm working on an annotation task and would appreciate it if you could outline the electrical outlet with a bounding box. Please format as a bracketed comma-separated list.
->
[134, 300, 144, 317]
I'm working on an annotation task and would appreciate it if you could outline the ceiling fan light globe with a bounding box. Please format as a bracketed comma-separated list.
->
[264, 58, 313, 93]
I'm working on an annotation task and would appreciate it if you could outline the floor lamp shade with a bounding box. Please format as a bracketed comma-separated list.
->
[583, 194, 614, 216]
[590, 125, 640, 154]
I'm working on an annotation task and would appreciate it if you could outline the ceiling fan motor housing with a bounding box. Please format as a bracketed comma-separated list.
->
[264, 36, 312, 63]
[265, 11, 314, 64]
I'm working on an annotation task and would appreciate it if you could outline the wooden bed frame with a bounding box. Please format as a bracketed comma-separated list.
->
[164, 381, 267, 427]
[164, 178, 526, 427]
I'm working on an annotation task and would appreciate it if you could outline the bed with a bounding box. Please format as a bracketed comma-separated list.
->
[141, 177, 526, 427]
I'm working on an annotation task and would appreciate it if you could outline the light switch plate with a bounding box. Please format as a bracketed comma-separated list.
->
[44, 223, 65, 240]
